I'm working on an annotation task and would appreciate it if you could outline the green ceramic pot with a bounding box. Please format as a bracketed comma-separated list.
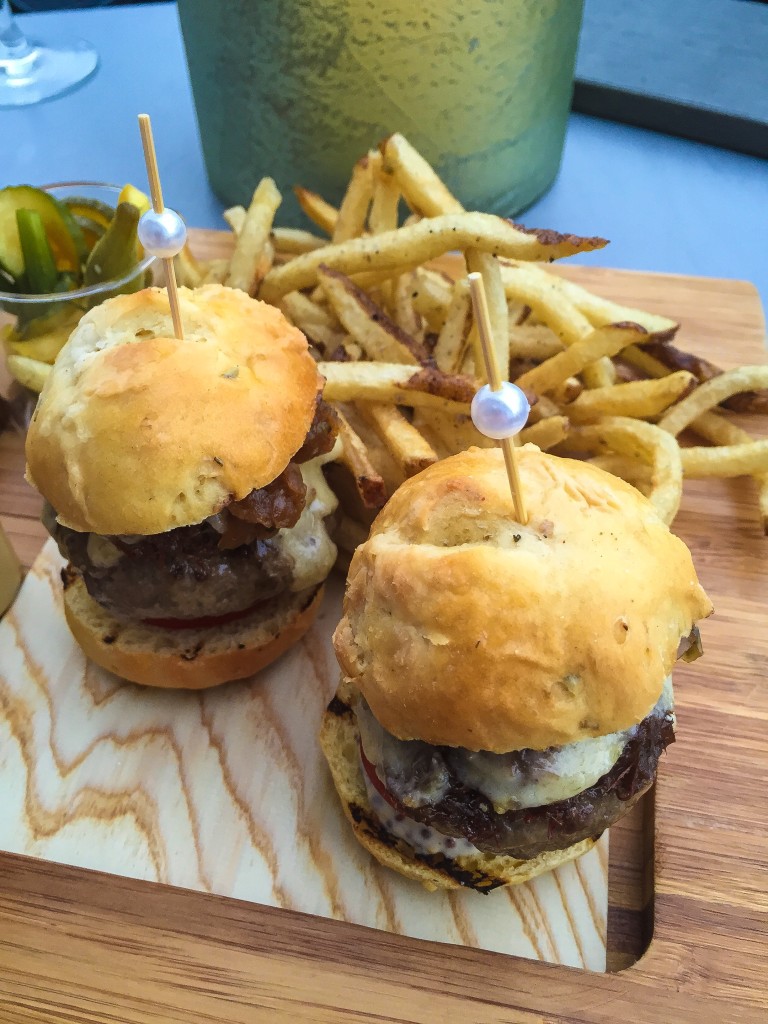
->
[178, 0, 584, 225]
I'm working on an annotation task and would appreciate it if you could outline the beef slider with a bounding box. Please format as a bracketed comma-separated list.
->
[25, 285, 340, 688]
[321, 447, 713, 891]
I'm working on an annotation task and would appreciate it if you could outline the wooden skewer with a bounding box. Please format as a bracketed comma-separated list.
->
[137, 113, 184, 340]
[468, 271, 528, 525]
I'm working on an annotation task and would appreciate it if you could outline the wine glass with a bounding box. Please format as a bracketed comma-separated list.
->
[0, 0, 98, 107]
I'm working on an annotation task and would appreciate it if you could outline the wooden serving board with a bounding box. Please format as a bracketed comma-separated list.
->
[0, 234, 766, 1022]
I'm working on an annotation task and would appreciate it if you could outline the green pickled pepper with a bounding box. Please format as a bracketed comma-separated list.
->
[83, 201, 143, 295]
[16, 209, 58, 294]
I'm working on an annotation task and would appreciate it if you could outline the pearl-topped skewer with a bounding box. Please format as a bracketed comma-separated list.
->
[467, 271, 530, 524]
[137, 113, 186, 340]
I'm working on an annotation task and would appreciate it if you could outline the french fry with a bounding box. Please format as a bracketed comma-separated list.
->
[508, 299, 531, 325]
[223, 205, 247, 235]
[680, 440, 768, 477]
[318, 361, 477, 415]
[567, 371, 696, 422]
[621, 343, 670, 379]
[551, 376, 583, 406]
[582, 357, 616, 390]
[519, 415, 569, 451]
[691, 410, 752, 445]
[516, 324, 648, 396]
[622, 345, 768, 416]
[7, 353, 51, 393]
[173, 245, 206, 288]
[410, 268, 454, 330]
[356, 402, 438, 476]
[260, 213, 608, 303]
[499, 259, 678, 340]
[333, 152, 378, 243]
[643, 341, 768, 414]
[278, 291, 347, 354]
[508, 323, 565, 362]
[658, 366, 768, 437]
[500, 263, 615, 388]
[499, 260, 593, 346]
[692, 411, 768, 531]
[553, 271, 677, 340]
[466, 250, 508, 385]
[368, 167, 400, 236]
[526, 394, 560, 423]
[344, 403, 407, 493]
[201, 258, 231, 285]
[226, 177, 282, 294]
[381, 132, 464, 217]
[317, 266, 426, 364]
[334, 407, 388, 509]
[564, 416, 683, 524]
[411, 408, 492, 458]
[393, 269, 424, 341]
[294, 187, 339, 235]
[433, 279, 472, 373]
[271, 226, 326, 254]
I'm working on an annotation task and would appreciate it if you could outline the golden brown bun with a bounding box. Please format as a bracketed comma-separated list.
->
[26, 285, 321, 535]
[319, 681, 595, 892]
[334, 446, 713, 752]
[63, 571, 323, 689]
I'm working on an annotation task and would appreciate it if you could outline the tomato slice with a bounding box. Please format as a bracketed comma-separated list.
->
[359, 742, 399, 809]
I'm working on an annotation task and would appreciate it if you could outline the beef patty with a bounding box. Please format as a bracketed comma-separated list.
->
[48, 511, 294, 621]
[345, 700, 674, 860]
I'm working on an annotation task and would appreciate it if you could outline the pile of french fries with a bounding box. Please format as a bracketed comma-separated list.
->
[7, 133, 768, 548]
[218, 133, 768, 547]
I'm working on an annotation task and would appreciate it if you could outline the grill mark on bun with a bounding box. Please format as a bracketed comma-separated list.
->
[327, 696, 353, 719]
[348, 802, 507, 893]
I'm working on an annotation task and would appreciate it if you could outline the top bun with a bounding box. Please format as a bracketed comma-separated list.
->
[26, 285, 321, 535]
[334, 446, 713, 752]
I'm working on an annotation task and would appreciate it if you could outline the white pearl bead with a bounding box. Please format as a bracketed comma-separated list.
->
[471, 382, 530, 439]
[137, 207, 187, 259]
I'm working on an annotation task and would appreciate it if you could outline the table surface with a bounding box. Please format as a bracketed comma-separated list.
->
[2, 3, 767, 314]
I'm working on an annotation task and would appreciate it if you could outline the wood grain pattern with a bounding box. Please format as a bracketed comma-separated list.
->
[0, 539, 609, 970]
[0, 233, 766, 1022]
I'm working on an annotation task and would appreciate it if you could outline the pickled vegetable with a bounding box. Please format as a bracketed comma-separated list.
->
[61, 196, 115, 232]
[84, 201, 142, 290]
[0, 184, 150, 347]
[16, 209, 58, 294]
[0, 185, 79, 279]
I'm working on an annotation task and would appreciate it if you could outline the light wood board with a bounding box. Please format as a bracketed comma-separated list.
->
[0, 232, 766, 1022]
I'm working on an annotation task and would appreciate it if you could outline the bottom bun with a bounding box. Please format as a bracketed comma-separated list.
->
[63, 570, 324, 690]
[319, 682, 597, 893]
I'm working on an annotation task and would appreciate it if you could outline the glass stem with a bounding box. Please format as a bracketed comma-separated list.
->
[0, 0, 33, 66]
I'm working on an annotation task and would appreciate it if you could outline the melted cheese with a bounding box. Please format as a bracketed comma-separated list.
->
[279, 443, 340, 592]
[359, 678, 674, 813]
[361, 758, 480, 860]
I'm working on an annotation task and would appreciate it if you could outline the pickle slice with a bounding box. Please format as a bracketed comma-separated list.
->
[0, 185, 80, 279]
[61, 196, 115, 231]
